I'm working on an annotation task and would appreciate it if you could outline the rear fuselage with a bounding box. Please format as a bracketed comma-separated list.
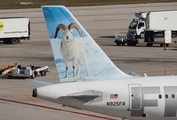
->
[33, 76, 177, 120]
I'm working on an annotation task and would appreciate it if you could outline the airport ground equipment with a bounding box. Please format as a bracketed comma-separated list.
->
[0, 64, 49, 79]
[115, 10, 177, 47]
[34, 66, 49, 77]
[128, 12, 147, 39]
[128, 11, 177, 39]
[0, 17, 30, 44]
[0, 63, 18, 77]
[10, 65, 49, 79]
[115, 12, 147, 46]
[144, 10, 177, 46]
[114, 34, 127, 46]
[115, 34, 138, 46]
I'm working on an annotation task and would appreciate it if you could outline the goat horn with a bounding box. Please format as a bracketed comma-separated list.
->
[53, 24, 67, 39]
[68, 23, 82, 36]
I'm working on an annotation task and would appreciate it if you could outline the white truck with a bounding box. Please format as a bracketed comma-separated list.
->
[115, 10, 177, 46]
[128, 12, 169, 38]
[0, 17, 30, 44]
[115, 12, 150, 46]
[128, 12, 147, 39]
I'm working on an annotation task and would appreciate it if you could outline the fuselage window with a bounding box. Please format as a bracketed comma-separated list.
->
[159, 94, 162, 99]
[172, 94, 175, 99]
[165, 94, 168, 99]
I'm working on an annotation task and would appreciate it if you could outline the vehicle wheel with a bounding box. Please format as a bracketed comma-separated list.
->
[133, 42, 137, 46]
[172, 32, 176, 38]
[34, 71, 38, 77]
[40, 71, 44, 76]
[127, 41, 130, 46]
[127, 41, 133, 46]
[31, 74, 35, 79]
[116, 41, 121, 46]
[44, 71, 46, 76]
[11, 39, 17, 44]
[8, 75, 12, 79]
[160, 43, 163, 47]
[147, 43, 153, 46]
[166, 43, 169, 47]
[17, 39, 21, 43]
[140, 32, 144, 39]
[121, 42, 125, 46]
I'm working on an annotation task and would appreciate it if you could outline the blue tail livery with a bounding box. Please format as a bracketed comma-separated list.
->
[42, 6, 134, 82]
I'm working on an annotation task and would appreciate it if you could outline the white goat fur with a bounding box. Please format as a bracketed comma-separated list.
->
[60, 27, 90, 78]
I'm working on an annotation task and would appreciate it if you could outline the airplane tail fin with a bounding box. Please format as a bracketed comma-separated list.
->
[42, 6, 134, 82]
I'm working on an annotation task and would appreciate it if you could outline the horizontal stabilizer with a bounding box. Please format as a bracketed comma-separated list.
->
[68, 90, 102, 98]
[129, 71, 141, 77]
[28, 80, 53, 87]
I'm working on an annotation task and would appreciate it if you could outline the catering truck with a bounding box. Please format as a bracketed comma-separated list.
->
[0, 17, 30, 44]
[115, 10, 177, 46]
[115, 12, 146, 46]
[144, 10, 177, 46]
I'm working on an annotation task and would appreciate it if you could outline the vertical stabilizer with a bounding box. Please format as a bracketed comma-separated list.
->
[42, 6, 133, 82]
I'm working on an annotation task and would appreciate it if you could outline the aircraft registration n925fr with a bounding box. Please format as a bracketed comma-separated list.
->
[31, 5, 177, 120]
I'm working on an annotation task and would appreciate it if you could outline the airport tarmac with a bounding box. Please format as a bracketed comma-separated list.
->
[0, 2, 177, 120]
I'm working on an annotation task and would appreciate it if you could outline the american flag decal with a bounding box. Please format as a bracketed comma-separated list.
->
[110, 94, 118, 99]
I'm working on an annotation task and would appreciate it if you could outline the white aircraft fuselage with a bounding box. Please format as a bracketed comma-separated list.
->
[33, 76, 177, 120]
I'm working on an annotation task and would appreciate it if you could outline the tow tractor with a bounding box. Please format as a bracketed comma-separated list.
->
[0, 64, 49, 79]
[115, 33, 138, 46]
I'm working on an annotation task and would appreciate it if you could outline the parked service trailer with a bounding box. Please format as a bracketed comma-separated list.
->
[146, 10, 177, 36]
[34, 66, 49, 77]
[11, 66, 35, 78]
[0, 17, 30, 44]
[1, 65, 49, 79]
[11, 65, 49, 79]
[144, 10, 177, 46]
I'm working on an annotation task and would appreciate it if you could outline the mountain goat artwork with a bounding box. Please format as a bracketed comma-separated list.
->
[52, 23, 90, 78]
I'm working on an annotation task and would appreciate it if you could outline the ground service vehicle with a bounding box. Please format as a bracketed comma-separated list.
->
[0, 64, 49, 79]
[114, 34, 126, 46]
[115, 12, 146, 46]
[128, 11, 177, 39]
[128, 12, 147, 39]
[116, 10, 177, 46]
[144, 10, 177, 46]
[11, 65, 49, 79]
[115, 34, 138, 46]
[0, 17, 30, 44]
